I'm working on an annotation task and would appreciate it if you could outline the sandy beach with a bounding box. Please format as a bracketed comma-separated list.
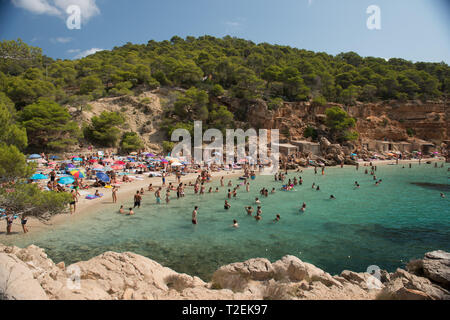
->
[0, 168, 247, 238]
[0, 157, 445, 239]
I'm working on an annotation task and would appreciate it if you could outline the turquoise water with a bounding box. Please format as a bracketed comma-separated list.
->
[7, 164, 450, 281]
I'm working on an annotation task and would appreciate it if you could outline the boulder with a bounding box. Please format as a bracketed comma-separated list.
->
[212, 258, 274, 291]
[0, 253, 48, 300]
[272, 256, 342, 288]
[422, 250, 450, 289]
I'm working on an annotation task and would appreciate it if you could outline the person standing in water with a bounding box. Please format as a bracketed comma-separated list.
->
[155, 187, 162, 204]
[112, 186, 118, 204]
[70, 189, 77, 214]
[192, 206, 198, 225]
[21, 215, 29, 233]
[232, 220, 239, 228]
[134, 191, 142, 209]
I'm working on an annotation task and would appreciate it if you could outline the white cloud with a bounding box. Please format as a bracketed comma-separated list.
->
[225, 21, 241, 28]
[67, 48, 80, 53]
[12, 0, 60, 16]
[73, 47, 104, 59]
[50, 37, 73, 44]
[11, 0, 100, 23]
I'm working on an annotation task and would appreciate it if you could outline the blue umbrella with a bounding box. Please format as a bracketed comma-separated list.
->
[96, 172, 110, 183]
[30, 174, 48, 180]
[73, 157, 83, 162]
[66, 163, 76, 169]
[50, 155, 60, 160]
[58, 177, 75, 185]
[29, 154, 41, 159]
[93, 167, 105, 171]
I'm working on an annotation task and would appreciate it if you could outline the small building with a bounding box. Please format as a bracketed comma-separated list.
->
[410, 139, 437, 155]
[271, 143, 299, 156]
[392, 142, 413, 153]
[290, 140, 321, 156]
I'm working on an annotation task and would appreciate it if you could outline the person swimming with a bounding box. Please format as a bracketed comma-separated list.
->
[119, 205, 125, 214]
[301, 202, 306, 212]
[128, 208, 134, 216]
[255, 197, 261, 204]
[224, 200, 231, 210]
[330, 195, 336, 200]
[441, 193, 446, 198]
[232, 220, 239, 228]
[245, 206, 253, 215]
[273, 214, 281, 222]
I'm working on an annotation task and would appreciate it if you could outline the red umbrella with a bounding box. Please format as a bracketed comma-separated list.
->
[114, 161, 126, 165]
[88, 159, 98, 163]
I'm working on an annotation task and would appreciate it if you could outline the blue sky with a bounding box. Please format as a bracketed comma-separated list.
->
[0, 0, 449, 63]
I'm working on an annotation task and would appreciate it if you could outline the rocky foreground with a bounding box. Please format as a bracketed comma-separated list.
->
[0, 244, 448, 300]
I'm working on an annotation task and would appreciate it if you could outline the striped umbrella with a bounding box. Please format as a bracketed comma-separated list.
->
[70, 169, 86, 179]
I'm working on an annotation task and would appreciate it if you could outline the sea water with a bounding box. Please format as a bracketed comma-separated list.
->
[6, 164, 450, 281]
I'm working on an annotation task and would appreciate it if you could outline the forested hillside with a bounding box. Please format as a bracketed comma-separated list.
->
[0, 36, 449, 153]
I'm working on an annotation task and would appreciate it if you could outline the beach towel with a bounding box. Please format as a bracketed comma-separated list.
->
[86, 193, 103, 200]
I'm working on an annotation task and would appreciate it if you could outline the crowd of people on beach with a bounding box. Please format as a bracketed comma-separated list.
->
[1, 149, 448, 235]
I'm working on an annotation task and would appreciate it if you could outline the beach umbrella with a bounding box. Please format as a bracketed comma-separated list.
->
[58, 177, 75, 185]
[103, 166, 112, 171]
[114, 161, 126, 165]
[103, 158, 113, 163]
[30, 174, 48, 180]
[28, 154, 41, 159]
[66, 163, 76, 169]
[161, 159, 169, 164]
[50, 155, 60, 160]
[146, 153, 156, 157]
[96, 172, 111, 183]
[171, 162, 183, 167]
[111, 165, 123, 170]
[70, 169, 86, 179]
[88, 159, 98, 163]
[93, 164, 104, 169]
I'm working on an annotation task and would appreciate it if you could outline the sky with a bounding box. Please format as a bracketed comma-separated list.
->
[0, 0, 449, 63]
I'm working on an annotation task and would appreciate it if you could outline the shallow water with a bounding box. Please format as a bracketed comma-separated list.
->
[7, 164, 450, 281]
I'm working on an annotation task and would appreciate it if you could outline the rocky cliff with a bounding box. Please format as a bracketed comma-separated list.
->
[234, 98, 448, 144]
[1, 244, 448, 300]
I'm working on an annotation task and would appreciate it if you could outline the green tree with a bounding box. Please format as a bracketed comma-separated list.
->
[325, 106, 358, 142]
[0, 92, 28, 150]
[0, 144, 34, 182]
[80, 75, 104, 95]
[0, 183, 71, 221]
[121, 132, 144, 153]
[19, 99, 80, 151]
[84, 111, 125, 147]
